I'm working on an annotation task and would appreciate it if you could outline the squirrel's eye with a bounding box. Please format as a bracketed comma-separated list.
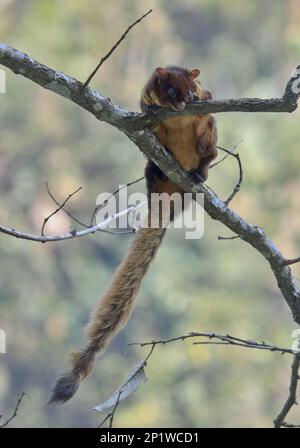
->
[167, 88, 176, 98]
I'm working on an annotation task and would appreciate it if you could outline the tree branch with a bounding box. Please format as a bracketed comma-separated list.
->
[45, 182, 89, 229]
[129, 332, 295, 355]
[97, 344, 154, 428]
[98, 390, 122, 429]
[41, 185, 82, 236]
[216, 145, 243, 204]
[0, 44, 299, 133]
[218, 234, 240, 241]
[284, 257, 300, 266]
[274, 354, 300, 428]
[81, 10, 152, 89]
[0, 203, 144, 243]
[210, 138, 244, 169]
[46, 181, 138, 235]
[0, 392, 29, 428]
[130, 333, 300, 428]
[89, 176, 144, 227]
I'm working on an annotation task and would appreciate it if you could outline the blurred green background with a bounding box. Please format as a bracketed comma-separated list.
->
[0, 0, 300, 428]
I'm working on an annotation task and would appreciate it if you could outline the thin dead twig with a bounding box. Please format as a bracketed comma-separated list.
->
[0, 392, 30, 428]
[82, 10, 152, 89]
[284, 257, 300, 267]
[218, 235, 241, 241]
[41, 185, 82, 237]
[216, 145, 243, 204]
[46, 183, 135, 236]
[129, 332, 295, 355]
[98, 344, 155, 428]
[46, 182, 88, 229]
[210, 139, 244, 169]
[274, 354, 300, 428]
[89, 176, 144, 227]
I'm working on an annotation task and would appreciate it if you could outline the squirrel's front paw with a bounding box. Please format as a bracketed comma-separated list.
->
[144, 104, 162, 114]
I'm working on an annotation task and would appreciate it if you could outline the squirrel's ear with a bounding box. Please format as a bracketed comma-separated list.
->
[189, 69, 200, 80]
[155, 67, 167, 77]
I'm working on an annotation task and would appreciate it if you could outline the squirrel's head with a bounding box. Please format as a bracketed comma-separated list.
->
[152, 66, 201, 111]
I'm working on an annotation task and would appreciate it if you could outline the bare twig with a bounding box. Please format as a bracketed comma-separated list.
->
[130, 333, 300, 428]
[89, 176, 144, 227]
[98, 390, 122, 429]
[81, 10, 152, 89]
[284, 257, 300, 266]
[46, 182, 89, 229]
[41, 185, 82, 236]
[98, 344, 154, 428]
[210, 139, 244, 169]
[108, 390, 122, 429]
[281, 421, 300, 428]
[0, 203, 144, 243]
[129, 332, 295, 355]
[144, 343, 156, 363]
[217, 145, 243, 204]
[0, 392, 29, 428]
[46, 183, 135, 236]
[98, 412, 112, 428]
[218, 235, 241, 241]
[274, 354, 300, 428]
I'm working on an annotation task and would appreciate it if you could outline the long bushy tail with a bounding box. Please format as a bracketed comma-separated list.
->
[49, 225, 166, 405]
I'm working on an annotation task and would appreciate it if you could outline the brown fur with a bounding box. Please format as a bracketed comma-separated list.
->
[141, 65, 218, 181]
[49, 224, 166, 405]
[49, 66, 217, 405]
